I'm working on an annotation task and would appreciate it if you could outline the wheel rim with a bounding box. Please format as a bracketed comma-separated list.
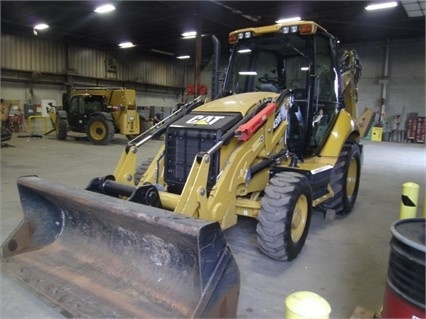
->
[291, 194, 308, 243]
[90, 122, 106, 140]
[346, 157, 358, 198]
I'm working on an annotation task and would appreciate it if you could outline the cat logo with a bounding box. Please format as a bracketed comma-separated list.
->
[186, 115, 225, 125]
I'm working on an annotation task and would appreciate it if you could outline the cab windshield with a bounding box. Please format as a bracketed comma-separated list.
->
[223, 34, 309, 95]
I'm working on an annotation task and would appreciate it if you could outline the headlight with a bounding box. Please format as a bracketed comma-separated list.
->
[129, 116, 135, 121]
[238, 31, 252, 40]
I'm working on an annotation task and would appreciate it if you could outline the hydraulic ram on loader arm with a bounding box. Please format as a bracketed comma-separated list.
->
[114, 96, 205, 185]
[1, 176, 240, 318]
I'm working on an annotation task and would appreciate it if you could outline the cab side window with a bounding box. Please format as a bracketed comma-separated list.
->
[309, 36, 339, 149]
[85, 97, 103, 113]
[69, 96, 81, 113]
[315, 36, 338, 103]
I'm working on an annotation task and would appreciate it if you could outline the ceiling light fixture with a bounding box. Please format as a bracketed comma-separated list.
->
[119, 42, 135, 48]
[34, 23, 49, 30]
[275, 17, 301, 24]
[182, 31, 196, 37]
[177, 55, 190, 60]
[365, 2, 398, 11]
[94, 4, 116, 13]
[182, 31, 197, 39]
[33, 23, 49, 35]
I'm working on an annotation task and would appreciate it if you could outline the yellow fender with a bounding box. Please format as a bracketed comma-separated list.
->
[320, 110, 359, 157]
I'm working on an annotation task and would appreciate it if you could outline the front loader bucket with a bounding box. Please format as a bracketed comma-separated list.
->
[1, 176, 240, 318]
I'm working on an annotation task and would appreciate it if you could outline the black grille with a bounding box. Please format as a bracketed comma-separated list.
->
[165, 128, 219, 193]
[164, 112, 242, 194]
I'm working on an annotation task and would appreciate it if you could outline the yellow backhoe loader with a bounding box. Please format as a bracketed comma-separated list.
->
[1, 21, 373, 317]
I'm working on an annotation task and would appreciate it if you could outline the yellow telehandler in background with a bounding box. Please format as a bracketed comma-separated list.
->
[2, 21, 373, 318]
[51, 87, 149, 144]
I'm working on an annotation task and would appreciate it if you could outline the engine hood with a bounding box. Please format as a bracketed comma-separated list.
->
[197, 92, 279, 116]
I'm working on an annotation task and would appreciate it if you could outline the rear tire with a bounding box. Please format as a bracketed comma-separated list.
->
[86, 116, 114, 145]
[319, 141, 361, 215]
[56, 118, 68, 140]
[257, 172, 312, 261]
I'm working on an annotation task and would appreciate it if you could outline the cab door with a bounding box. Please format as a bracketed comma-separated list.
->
[68, 95, 89, 132]
[307, 35, 341, 153]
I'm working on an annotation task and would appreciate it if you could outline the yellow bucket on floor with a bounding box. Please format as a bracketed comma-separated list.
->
[285, 291, 331, 319]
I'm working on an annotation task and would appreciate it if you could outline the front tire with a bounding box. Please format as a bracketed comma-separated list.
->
[319, 141, 361, 215]
[86, 116, 115, 145]
[257, 172, 312, 261]
[55, 118, 68, 140]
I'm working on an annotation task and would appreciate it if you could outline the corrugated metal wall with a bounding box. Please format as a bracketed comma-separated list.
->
[1, 34, 185, 88]
[1, 34, 65, 73]
[112, 49, 185, 88]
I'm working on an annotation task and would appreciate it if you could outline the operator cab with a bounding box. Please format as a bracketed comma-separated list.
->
[67, 94, 105, 132]
[223, 22, 342, 159]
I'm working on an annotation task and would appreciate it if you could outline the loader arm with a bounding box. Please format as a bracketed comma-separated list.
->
[170, 100, 288, 229]
[114, 97, 205, 185]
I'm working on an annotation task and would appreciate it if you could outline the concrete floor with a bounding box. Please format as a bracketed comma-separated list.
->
[1, 132, 425, 318]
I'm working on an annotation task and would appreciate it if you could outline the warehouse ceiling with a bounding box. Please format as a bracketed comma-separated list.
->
[1, 1, 425, 63]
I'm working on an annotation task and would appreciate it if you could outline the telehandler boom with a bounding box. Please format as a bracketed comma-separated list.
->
[1, 21, 373, 317]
